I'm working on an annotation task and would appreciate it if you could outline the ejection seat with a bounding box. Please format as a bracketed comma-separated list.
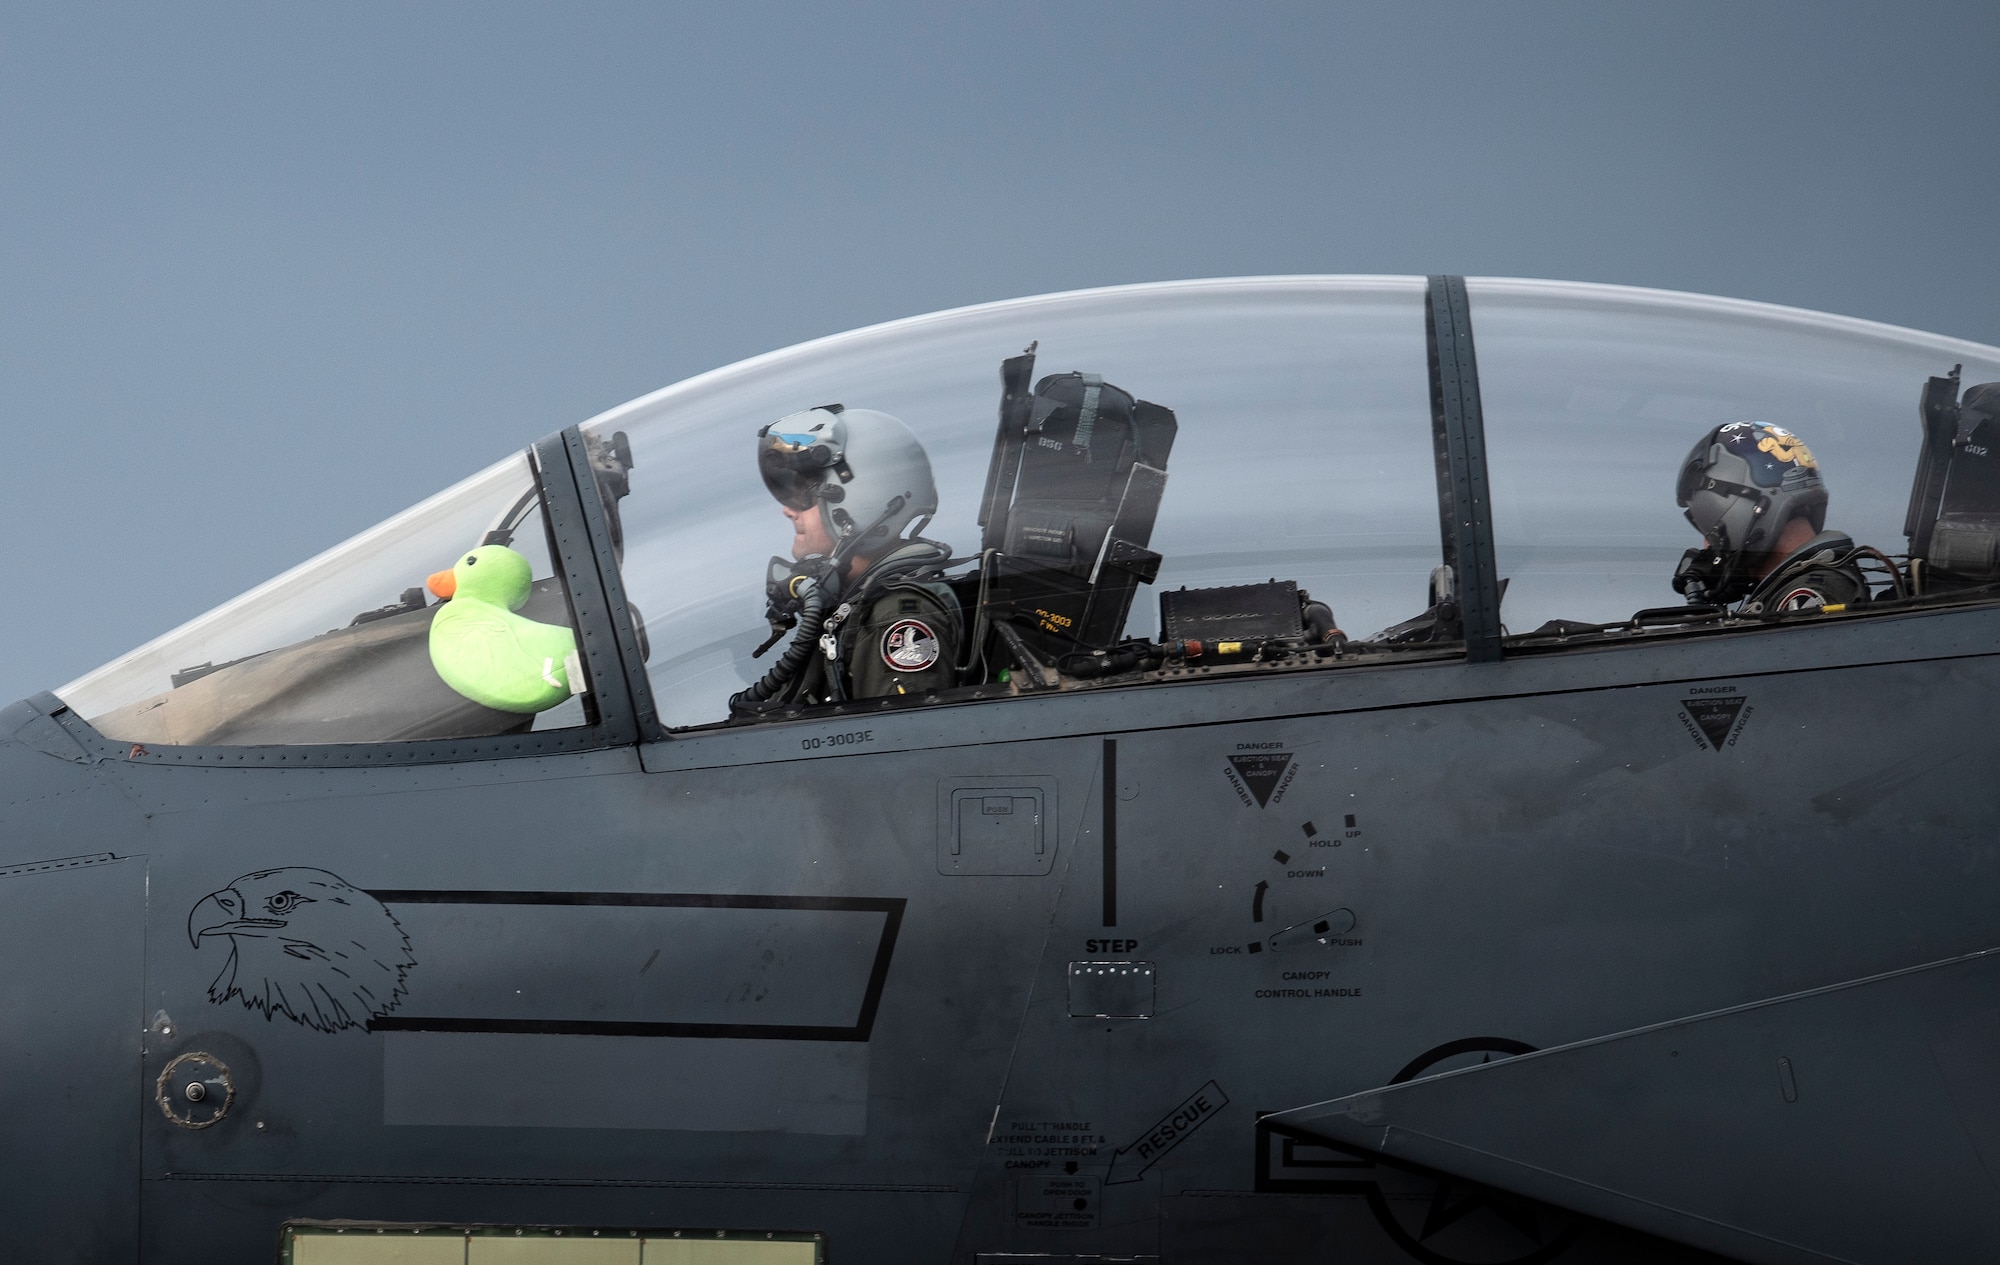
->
[1906, 366, 2000, 593]
[963, 346, 1177, 680]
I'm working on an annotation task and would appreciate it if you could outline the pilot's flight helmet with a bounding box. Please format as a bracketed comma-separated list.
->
[757, 405, 938, 560]
[1675, 421, 1827, 561]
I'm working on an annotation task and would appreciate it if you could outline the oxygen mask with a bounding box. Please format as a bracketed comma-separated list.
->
[1672, 545, 1750, 606]
[754, 555, 843, 658]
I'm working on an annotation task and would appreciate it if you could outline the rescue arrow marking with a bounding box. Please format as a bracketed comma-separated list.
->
[1107, 1079, 1229, 1184]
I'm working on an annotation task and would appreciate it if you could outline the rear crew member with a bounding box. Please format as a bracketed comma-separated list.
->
[731, 405, 961, 713]
[1673, 421, 1872, 613]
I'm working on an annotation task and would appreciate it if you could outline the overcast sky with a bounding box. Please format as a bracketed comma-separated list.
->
[4, 2, 1998, 704]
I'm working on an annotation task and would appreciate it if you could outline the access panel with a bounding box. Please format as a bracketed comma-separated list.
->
[0, 853, 144, 1264]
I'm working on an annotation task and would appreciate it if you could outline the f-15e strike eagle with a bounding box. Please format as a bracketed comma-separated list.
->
[4, 274, 1999, 1265]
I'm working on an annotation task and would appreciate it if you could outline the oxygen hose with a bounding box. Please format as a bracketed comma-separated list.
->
[730, 577, 828, 712]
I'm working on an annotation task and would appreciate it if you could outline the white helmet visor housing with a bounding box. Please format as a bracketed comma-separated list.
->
[758, 407, 850, 511]
[757, 406, 939, 561]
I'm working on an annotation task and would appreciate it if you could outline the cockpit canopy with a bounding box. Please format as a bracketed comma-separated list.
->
[57, 276, 2000, 746]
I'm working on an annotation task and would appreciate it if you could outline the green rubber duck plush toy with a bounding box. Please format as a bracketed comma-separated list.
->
[425, 545, 577, 713]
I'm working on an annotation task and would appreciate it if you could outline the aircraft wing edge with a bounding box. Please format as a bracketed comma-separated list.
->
[1293, 1116, 1855, 1265]
[1272, 945, 2000, 1265]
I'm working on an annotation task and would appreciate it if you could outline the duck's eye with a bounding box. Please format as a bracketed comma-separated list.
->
[465, 555, 477, 565]
[265, 890, 313, 916]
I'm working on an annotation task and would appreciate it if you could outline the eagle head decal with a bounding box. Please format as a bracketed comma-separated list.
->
[188, 867, 414, 1033]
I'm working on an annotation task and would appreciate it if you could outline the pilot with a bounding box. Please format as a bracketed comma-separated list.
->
[731, 405, 962, 713]
[1672, 421, 1872, 613]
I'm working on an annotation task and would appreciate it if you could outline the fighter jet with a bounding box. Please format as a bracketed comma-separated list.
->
[5, 274, 2000, 1265]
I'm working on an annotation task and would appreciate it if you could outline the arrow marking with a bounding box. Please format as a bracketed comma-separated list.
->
[1107, 1080, 1229, 1185]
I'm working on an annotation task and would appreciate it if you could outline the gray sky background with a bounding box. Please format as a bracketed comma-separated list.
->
[4, 2, 1998, 705]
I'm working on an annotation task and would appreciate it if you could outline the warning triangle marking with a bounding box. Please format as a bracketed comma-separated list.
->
[1681, 697, 1747, 751]
[1228, 754, 1293, 807]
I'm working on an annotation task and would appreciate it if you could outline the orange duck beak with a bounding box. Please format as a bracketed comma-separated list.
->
[426, 569, 457, 599]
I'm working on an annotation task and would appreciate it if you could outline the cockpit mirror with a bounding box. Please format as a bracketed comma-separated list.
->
[582, 428, 636, 564]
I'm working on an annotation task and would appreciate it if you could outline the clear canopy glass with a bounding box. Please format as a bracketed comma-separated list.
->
[57, 275, 2000, 749]
[60, 453, 589, 744]
[1470, 279, 2000, 632]
[581, 277, 1446, 728]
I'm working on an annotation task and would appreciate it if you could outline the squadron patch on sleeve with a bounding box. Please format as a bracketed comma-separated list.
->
[881, 618, 940, 672]
[1775, 587, 1825, 612]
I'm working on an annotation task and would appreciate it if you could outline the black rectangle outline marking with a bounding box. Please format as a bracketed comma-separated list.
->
[1253, 1114, 1376, 1194]
[363, 890, 905, 1042]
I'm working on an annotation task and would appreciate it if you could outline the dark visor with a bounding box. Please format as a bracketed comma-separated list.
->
[1675, 448, 1708, 507]
[757, 427, 839, 510]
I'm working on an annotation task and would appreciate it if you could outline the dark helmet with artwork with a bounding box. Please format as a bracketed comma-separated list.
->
[1673, 422, 1827, 603]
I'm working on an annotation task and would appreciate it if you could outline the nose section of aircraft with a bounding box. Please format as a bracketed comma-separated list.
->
[188, 889, 242, 947]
